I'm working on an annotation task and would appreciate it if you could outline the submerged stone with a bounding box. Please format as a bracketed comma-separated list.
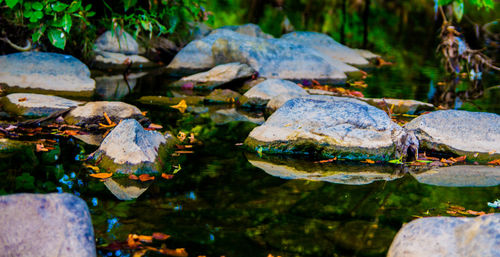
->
[388, 214, 500, 257]
[0, 193, 96, 257]
[245, 95, 417, 161]
[242, 79, 308, 108]
[411, 165, 500, 187]
[1, 93, 82, 117]
[206, 89, 243, 103]
[167, 29, 348, 83]
[138, 95, 205, 106]
[246, 154, 403, 185]
[281, 31, 369, 66]
[210, 108, 265, 125]
[172, 62, 255, 90]
[0, 52, 95, 97]
[64, 101, 144, 126]
[405, 110, 500, 162]
[92, 119, 177, 174]
[103, 177, 153, 200]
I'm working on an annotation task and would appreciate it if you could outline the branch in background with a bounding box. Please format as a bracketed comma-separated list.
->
[0, 37, 32, 51]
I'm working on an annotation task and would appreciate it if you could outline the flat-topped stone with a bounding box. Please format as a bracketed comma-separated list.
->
[1, 93, 82, 117]
[64, 101, 143, 126]
[173, 62, 255, 90]
[405, 110, 500, 162]
[0, 52, 95, 96]
[245, 95, 418, 161]
[242, 79, 308, 107]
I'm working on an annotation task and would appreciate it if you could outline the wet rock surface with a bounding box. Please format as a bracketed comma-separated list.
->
[0, 52, 95, 96]
[411, 165, 500, 187]
[210, 108, 264, 125]
[173, 62, 255, 90]
[94, 72, 147, 100]
[361, 98, 435, 114]
[206, 89, 243, 103]
[92, 119, 177, 174]
[405, 110, 500, 161]
[1, 93, 82, 117]
[242, 79, 308, 107]
[281, 31, 369, 66]
[245, 95, 416, 161]
[0, 193, 96, 257]
[64, 101, 144, 126]
[167, 28, 349, 83]
[103, 177, 153, 200]
[388, 214, 500, 257]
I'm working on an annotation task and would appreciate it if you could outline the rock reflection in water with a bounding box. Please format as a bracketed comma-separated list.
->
[411, 165, 500, 187]
[94, 72, 147, 100]
[103, 177, 153, 200]
[245, 153, 404, 185]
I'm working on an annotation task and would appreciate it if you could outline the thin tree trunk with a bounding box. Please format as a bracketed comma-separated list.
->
[340, 0, 347, 44]
[362, 0, 371, 48]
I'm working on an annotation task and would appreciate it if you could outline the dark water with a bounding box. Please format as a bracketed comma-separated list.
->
[1, 64, 499, 257]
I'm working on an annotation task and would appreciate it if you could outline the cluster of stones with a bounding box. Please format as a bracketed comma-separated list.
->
[0, 23, 499, 256]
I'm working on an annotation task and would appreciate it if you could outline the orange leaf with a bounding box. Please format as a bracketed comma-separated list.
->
[454, 155, 466, 162]
[103, 112, 112, 125]
[36, 143, 49, 152]
[127, 234, 141, 249]
[139, 174, 155, 181]
[362, 159, 375, 164]
[159, 248, 188, 257]
[148, 123, 163, 130]
[89, 173, 112, 179]
[175, 151, 194, 154]
[161, 173, 174, 180]
[137, 235, 153, 243]
[129, 174, 139, 180]
[488, 159, 500, 165]
[62, 130, 80, 136]
[18, 97, 27, 102]
[152, 232, 170, 240]
[489, 150, 496, 155]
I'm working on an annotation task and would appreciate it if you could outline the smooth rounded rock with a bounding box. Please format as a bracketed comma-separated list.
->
[281, 31, 369, 66]
[245, 95, 417, 161]
[64, 101, 143, 125]
[1, 93, 82, 117]
[243, 79, 308, 107]
[405, 110, 500, 162]
[0, 193, 96, 257]
[94, 29, 139, 55]
[173, 62, 255, 90]
[388, 214, 500, 257]
[92, 119, 177, 174]
[206, 89, 243, 103]
[220, 23, 274, 38]
[0, 52, 95, 95]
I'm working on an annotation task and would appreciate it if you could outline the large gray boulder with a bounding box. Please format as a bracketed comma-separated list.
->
[388, 214, 500, 257]
[219, 23, 274, 39]
[167, 29, 348, 83]
[94, 29, 138, 54]
[91, 119, 177, 174]
[64, 101, 144, 126]
[1, 93, 82, 117]
[0, 52, 95, 96]
[405, 110, 500, 162]
[0, 193, 96, 257]
[281, 31, 369, 66]
[242, 79, 308, 107]
[244, 95, 418, 161]
[411, 165, 500, 187]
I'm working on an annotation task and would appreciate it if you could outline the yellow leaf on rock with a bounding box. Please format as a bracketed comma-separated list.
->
[170, 100, 187, 113]
[89, 173, 112, 179]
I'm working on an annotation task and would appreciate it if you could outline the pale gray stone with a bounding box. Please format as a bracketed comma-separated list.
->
[411, 165, 500, 187]
[220, 23, 274, 38]
[64, 101, 143, 125]
[174, 62, 255, 89]
[210, 108, 264, 125]
[1, 93, 82, 117]
[94, 72, 146, 100]
[92, 119, 177, 174]
[243, 79, 308, 107]
[245, 95, 417, 161]
[405, 110, 500, 161]
[388, 214, 500, 257]
[94, 29, 138, 55]
[0, 193, 96, 257]
[0, 52, 95, 94]
[103, 177, 152, 200]
[281, 31, 369, 66]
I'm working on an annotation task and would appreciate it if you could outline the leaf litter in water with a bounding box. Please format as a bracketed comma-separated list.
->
[89, 173, 112, 179]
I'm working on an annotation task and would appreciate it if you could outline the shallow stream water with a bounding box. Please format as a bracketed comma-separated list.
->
[1, 64, 499, 257]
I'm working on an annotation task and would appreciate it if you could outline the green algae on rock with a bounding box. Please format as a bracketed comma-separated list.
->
[244, 95, 418, 161]
[91, 119, 177, 175]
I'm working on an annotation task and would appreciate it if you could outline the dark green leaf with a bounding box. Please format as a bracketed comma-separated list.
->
[24, 10, 33, 18]
[32, 30, 43, 42]
[51, 2, 68, 12]
[32, 2, 43, 11]
[5, 0, 19, 8]
[438, 0, 453, 5]
[123, 0, 137, 11]
[67, 1, 81, 13]
[48, 28, 66, 49]
[33, 10, 44, 19]
[87, 11, 95, 17]
[453, 1, 464, 22]
[23, 2, 31, 9]
[85, 3, 92, 11]
[62, 13, 72, 33]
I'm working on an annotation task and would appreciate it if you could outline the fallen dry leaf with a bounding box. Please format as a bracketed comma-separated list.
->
[137, 235, 153, 243]
[148, 123, 163, 130]
[89, 173, 112, 179]
[170, 100, 187, 113]
[177, 131, 187, 142]
[139, 174, 155, 182]
[36, 143, 49, 152]
[362, 159, 375, 164]
[159, 247, 188, 257]
[129, 174, 139, 180]
[83, 163, 100, 172]
[18, 97, 27, 102]
[152, 232, 170, 240]
[161, 173, 174, 180]
[488, 159, 500, 165]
